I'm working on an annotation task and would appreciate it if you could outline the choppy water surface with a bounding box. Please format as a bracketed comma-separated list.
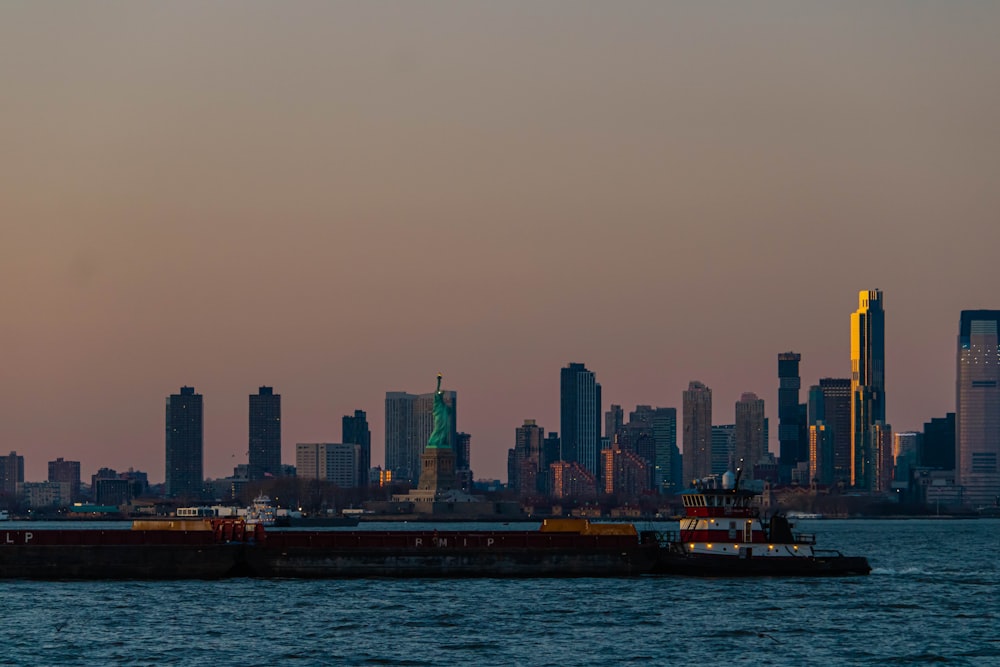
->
[2, 519, 998, 666]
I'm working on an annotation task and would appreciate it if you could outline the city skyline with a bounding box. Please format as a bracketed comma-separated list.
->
[2, 3, 999, 482]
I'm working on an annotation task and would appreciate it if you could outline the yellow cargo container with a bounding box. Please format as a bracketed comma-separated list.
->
[539, 518, 637, 536]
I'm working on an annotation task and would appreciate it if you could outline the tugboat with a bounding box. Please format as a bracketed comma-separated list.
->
[652, 470, 870, 576]
[244, 495, 277, 527]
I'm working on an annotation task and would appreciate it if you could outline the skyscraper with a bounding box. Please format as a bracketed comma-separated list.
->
[956, 310, 1000, 508]
[384, 389, 457, 485]
[735, 392, 766, 476]
[711, 424, 735, 476]
[682, 381, 712, 485]
[851, 289, 886, 491]
[249, 386, 281, 480]
[605, 404, 624, 444]
[651, 407, 678, 494]
[819, 378, 852, 484]
[343, 409, 371, 488]
[0, 451, 24, 499]
[165, 386, 203, 498]
[778, 352, 803, 483]
[560, 363, 601, 477]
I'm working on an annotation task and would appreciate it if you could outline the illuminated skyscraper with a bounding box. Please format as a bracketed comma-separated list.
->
[249, 386, 281, 480]
[165, 386, 203, 498]
[851, 290, 886, 490]
[956, 310, 1000, 508]
[560, 363, 602, 477]
[682, 381, 712, 485]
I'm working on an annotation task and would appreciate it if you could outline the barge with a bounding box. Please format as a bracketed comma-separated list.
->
[0, 518, 654, 579]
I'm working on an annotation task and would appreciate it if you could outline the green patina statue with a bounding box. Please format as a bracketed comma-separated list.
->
[427, 373, 453, 449]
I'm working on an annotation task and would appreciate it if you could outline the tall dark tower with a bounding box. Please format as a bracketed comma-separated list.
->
[249, 386, 282, 479]
[165, 386, 203, 498]
[851, 290, 886, 491]
[560, 362, 601, 477]
[957, 310, 1000, 508]
[778, 352, 802, 483]
[342, 409, 371, 487]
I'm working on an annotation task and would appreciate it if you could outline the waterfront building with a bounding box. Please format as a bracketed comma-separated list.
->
[343, 409, 371, 487]
[384, 389, 457, 485]
[249, 386, 281, 480]
[165, 386, 204, 499]
[560, 363, 602, 477]
[601, 446, 650, 497]
[95, 478, 132, 506]
[956, 310, 1000, 508]
[295, 443, 363, 487]
[23, 481, 66, 508]
[549, 460, 597, 500]
[683, 381, 713, 485]
[0, 451, 24, 500]
[778, 352, 803, 483]
[851, 289, 886, 491]
[819, 378, 852, 485]
[735, 393, 766, 477]
[47, 457, 81, 503]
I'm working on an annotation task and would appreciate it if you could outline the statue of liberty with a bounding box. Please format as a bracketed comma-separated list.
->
[426, 373, 453, 449]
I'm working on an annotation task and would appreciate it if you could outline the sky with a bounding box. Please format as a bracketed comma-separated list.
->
[2, 2, 999, 484]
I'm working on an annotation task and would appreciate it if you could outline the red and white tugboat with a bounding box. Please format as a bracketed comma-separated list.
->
[653, 472, 870, 576]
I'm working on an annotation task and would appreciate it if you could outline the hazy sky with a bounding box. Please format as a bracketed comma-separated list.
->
[2, 2, 999, 483]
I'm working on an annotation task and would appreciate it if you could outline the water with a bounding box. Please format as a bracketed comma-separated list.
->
[2, 519, 998, 666]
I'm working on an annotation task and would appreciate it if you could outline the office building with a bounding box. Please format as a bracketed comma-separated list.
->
[165, 386, 204, 499]
[295, 443, 363, 488]
[778, 352, 803, 483]
[651, 408, 678, 494]
[683, 381, 713, 485]
[956, 310, 1000, 508]
[343, 409, 372, 487]
[735, 392, 766, 476]
[819, 378, 852, 485]
[921, 413, 956, 470]
[605, 404, 624, 445]
[809, 422, 834, 485]
[851, 289, 886, 491]
[249, 386, 282, 480]
[560, 363, 601, 477]
[711, 424, 735, 476]
[601, 446, 650, 497]
[549, 460, 597, 500]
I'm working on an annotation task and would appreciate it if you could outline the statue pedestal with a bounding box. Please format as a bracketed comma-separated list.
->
[417, 447, 457, 492]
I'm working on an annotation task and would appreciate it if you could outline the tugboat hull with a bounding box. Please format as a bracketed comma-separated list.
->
[654, 552, 871, 577]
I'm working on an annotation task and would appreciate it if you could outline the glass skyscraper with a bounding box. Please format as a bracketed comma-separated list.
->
[560, 363, 601, 477]
[249, 386, 281, 479]
[165, 386, 203, 498]
[957, 310, 1000, 508]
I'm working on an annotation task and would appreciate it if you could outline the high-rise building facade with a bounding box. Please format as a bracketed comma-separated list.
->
[343, 409, 371, 488]
[249, 386, 281, 480]
[508, 419, 544, 496]
[384, 390, 457, 485]
[605, 404, 624, 444]
[0, 451, 24, 499]
[295, 443, 362, 487]
[851, 289, 886, 491]
[601, 446, 650, 497]
[735, 392, 766, 476]
[809, 422, 833, 485]
[165, 386, 204, 498]
[651, 407, 678, 494]
[711, 424, 735, 476]
[921, 413, 956, 470]
[560, 363, 601, 477]
[682, 381, 713, 485]
[819, 378, 852, 484]
[956, 310, 1000, 508]
[778, 352, 803, 483]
